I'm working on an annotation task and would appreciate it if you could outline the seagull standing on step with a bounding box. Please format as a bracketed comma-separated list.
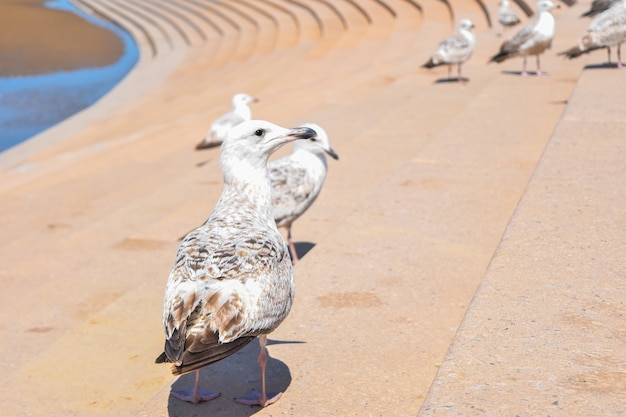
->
[489, 0, 560, 76]
[269, 123, 339, 265]
[498, 0, 522, 35]
[422, 18, 476, 83]
[196, 93, 258, 149]
[560, 0, 626, 67]
[157, 120, 317, 407]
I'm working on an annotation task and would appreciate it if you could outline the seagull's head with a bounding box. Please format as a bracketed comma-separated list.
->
[222, 120, 317, 172]
[294, 122, 339, 160]
[536, 0, 559, 12]
[459, 18, 475, 31]
[232, 93, 258, 107]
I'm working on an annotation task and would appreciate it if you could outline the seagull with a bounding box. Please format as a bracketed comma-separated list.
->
[489, 0, 560, 76]
[156, 120, 317, 407]
[561, 0, 626, 67]
[196, 93, 258, 150]
[269, 123, 339, 265]
[498, 0, 522, 35]
[581, 0, 620, 17]
[422, 18, 477, 83]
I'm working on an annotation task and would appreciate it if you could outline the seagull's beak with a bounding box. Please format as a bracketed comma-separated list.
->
[287, 126, 317, 141]
[325, 147, 339, 160]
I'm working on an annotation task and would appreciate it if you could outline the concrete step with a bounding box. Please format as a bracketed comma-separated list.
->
[418, 51, 626, 417]
[0, 0, 604, 416]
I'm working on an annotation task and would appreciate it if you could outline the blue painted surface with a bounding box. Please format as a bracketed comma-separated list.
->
[0, 0, 139, 152]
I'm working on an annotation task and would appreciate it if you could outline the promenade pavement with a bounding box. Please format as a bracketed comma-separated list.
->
[0, 1, 622, 416]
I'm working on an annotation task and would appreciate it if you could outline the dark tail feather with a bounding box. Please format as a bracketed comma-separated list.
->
[422, 59, 437, 69]
[559, 46, 585, 59]
[559, 45, 604, 59]
[489, 51, 509, 63]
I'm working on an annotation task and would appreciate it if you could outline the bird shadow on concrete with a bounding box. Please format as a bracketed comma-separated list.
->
[583, 62, 622, 70]
[500, 70, 550, 77]
[434, 77, 469, 84]
[292, 241, 315, 262]
[167, 337, 303, 416]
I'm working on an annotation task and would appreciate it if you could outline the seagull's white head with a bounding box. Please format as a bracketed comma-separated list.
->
[231, 93, 258, 107]
[459, 18, 475, 31]
[294, 122, 339, 160]
[536, 0, 559, 12]
[221, 120, 317, 177]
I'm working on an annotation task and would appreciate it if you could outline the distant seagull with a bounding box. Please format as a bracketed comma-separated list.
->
[269, 123, 339, 265]
[157, 120, 317, 407]
[422, 18, 477, 82]
[196, 93, 258, 150]
[560, 0, 626, 67]
[581, 0, 620, 17]
[489, 0, 560, 76]
[498, 0, 522, 34]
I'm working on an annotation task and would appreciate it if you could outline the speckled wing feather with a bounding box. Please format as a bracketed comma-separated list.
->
[269, 158, 316, 228]
[436, 32, 473, 64]
[503, 23, 536, 54]
[158, 223, 291, 375]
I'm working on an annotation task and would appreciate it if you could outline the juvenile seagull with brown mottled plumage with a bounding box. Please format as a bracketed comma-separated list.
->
[422, 18, 476, 83]
[269, 123, 338, 265]
[156, 120, 317, 407]
[560, 0, 626, 67]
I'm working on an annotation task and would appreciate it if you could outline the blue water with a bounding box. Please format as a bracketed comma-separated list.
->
[0, 0, 139, 152]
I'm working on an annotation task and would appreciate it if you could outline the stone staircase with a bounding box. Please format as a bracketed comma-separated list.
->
[0, 0, 623, 416]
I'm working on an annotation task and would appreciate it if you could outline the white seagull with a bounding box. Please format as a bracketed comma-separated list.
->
[498, 0, 522, 34]
[561, 0, 626, 67]
[269, 122, 339, 265]
[489, 0, 560, 76]
[196, 93, 258, 150]
[157, 120, 317, 407]
[422, 18, 477, 83]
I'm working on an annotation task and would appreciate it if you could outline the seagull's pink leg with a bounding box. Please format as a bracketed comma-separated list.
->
[171, 369, 220, 404]
[235, 335, 283, 407]
[618, 44, 625, 69]
[521, 57, 529, 77]
[286, 226, 299, 265]
[536, 55, 547, 77]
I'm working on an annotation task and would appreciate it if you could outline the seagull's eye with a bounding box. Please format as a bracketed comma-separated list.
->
[254, 129, 265, 137]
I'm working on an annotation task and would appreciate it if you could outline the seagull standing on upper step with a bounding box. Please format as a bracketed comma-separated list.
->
[489, 0, 560, 76]
[157, 120, 317, 407]
[422, 18, 476, 83]
[269, 123, 339, 265]
[498, 0, 522, 35]
[560, 0, 626, 67]
[196, 93, 258, 150]
[581, 0, 621, 17]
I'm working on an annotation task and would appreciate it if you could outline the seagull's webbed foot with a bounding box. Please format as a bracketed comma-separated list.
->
[235, 389, 282, 407]
[171, 389, 220, 404]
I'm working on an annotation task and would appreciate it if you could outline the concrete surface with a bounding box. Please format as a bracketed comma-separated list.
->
[0, 1, 623, 416]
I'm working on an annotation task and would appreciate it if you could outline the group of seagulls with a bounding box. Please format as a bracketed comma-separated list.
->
[156, 94, 338, 407]
[152, 0, 626, 411]
[422, 0, 626, 82]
